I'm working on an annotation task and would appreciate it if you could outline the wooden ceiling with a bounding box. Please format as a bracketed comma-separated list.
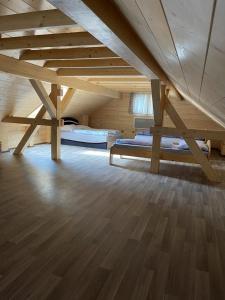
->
[0, 0, 153, 94]
[0, 0, 224, 125]
[48, 0, 225, 126]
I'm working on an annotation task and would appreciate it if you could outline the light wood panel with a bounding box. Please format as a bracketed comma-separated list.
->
[62, 90, 112, 119]
[200, 0, 225, 125]
[161, 0, 214, 100]
[119, 0, 187, 92]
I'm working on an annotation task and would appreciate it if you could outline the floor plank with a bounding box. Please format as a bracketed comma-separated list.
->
[0, 145, 225, 300]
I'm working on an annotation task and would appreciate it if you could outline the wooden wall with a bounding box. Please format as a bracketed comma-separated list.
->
[114, 0, 225, 126]
[90, 93, 135, 138]
[0, 74, 51, 152]
[90, 92, 224, 138]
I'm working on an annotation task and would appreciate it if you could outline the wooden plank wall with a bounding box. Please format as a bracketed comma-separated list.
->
[0, 75, 51, 152]
[113, 0, 225, 127]
[90, 92, 224, 138]
[90, 93, 135, 138]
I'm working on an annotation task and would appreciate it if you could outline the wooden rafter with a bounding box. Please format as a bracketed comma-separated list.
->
[0, 54, 119, 98]
[87, 77, 149, 82]
[0, 32, 101, 50]
[48, 0, 169, 82]
[150, 126, 225, 141]
[150, 80, 165, 173]
[57, 68, 141, 77]
[0, 9, 75, 33]
[29, 80, 57, 119]
[12, 87, 76, 156]
[2, 116, 61, 127]
[20, 47, 118, 60]
[44, 58, 129, 68]
[13, 105, 47, 155]
[50, 84, 62, 160]
[149, 80, 220, 181]
[164, 97, 219, 181]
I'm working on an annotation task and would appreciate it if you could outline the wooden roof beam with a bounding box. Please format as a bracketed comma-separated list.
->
[0, 9, 75, 33]
[20, 47, 117, 60]
[2, 116, 61, 127]
[0, 32, 101, 50]
[48, 0, 169, 82]
[87, 77, 149, 82]
[0, 53, 119, 98]
[57, 67, 141, 77]
[44, 58, 129, 68]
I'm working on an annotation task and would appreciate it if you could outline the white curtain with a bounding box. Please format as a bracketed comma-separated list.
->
[131, 93, 153, 115]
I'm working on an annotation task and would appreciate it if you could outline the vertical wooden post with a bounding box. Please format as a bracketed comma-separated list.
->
[50, 84, 61, 160]
[150, 80, 165, 173]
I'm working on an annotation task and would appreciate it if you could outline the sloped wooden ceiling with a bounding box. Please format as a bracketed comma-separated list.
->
[114, 0, 225, 123]
[0, 0, 120, 124]
[49, 0, 225, 127]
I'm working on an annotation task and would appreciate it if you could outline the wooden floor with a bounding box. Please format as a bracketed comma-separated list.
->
[0, 145, 225, 300]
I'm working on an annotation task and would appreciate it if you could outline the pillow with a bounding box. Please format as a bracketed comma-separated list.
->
[62, 117, 79, 125]
[61, 124, 75, 132]
[136, 129, 151, 136]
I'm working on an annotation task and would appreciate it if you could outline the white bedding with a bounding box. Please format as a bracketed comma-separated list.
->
[115, 134, 209, 152]
[61, 125, 121, 143]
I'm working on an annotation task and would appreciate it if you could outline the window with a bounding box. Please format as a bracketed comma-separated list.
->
[129, 93, 153, 116]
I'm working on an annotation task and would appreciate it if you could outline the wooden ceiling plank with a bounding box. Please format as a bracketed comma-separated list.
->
[20, 47, 118, 60]
[44, 58, 129, 68]
[48, 0, 169, 82]
[0, 9, 75, 33]
[57, 68, 141, 77]
[0, 32, 101, 50]
[0, 53, 119, 98]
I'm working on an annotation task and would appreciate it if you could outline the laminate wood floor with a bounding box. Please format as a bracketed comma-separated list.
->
[0, 145, 225, 300]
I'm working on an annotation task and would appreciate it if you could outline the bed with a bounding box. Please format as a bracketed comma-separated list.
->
[109, 132, 211, 165]
[61, 118, 121, 149]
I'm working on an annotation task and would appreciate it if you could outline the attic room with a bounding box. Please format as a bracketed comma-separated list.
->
[0, 0, 225, 299]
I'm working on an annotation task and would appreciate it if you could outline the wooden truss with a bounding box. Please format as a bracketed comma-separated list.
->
[0, 6, 222, 165]
[2, 81, 76, 160]
[150, 79, 224, 182]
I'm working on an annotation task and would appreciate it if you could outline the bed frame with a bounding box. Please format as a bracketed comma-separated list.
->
[109, 140, 211, 166]
[61, 138, 108, 149]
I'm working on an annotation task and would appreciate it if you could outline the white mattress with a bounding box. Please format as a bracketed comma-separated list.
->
[61, 125, 121, 143]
